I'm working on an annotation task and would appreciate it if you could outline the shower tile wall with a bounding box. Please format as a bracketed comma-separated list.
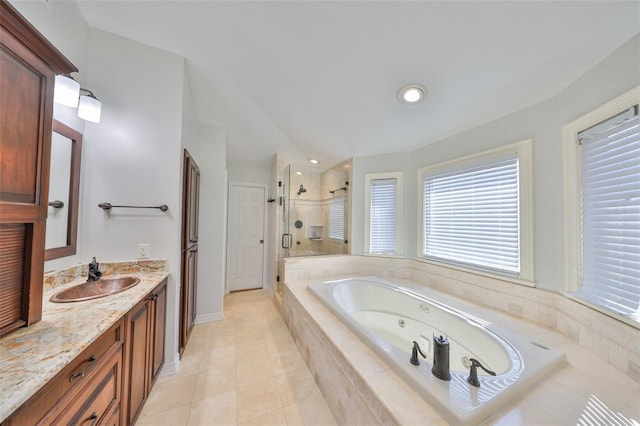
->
[287, 159, 352, 257]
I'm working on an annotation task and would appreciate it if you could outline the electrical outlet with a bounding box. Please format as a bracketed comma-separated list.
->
[137, 244, 150, 259]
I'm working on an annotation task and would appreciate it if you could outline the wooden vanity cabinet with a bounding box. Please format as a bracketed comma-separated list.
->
[3, 319, 124, 426]
[0, 0, 77, 337]
[3, 279, 168, 426]
[122, 279, 167, 425]
[150, 281, 167, 386]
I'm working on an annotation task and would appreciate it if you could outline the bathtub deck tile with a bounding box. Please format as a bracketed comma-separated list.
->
[283, 273, 640, 426]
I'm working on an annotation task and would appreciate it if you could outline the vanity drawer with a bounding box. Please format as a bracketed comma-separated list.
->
[3, 319, 123, 425]
[52, 345, 122, 426]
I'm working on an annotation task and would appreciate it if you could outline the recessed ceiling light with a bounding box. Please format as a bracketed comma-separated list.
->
[309, 159, 319, 164]
[296, 171, 303, 176]
[397, 84, 426, 104]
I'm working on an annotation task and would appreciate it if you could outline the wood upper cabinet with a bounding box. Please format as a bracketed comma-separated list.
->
[0, 0, 77, 337]
[122, 279, 167, 425]
[183, 149, 200, 245]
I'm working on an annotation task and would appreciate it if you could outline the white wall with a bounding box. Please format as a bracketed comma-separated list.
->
[351, 34, 640, 294]
[227, 164, 271, 186]
[81, 28, 185, 369]
[191, 124, 228, 322]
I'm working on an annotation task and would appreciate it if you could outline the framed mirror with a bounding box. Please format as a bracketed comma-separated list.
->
[45, 120, 82, 260]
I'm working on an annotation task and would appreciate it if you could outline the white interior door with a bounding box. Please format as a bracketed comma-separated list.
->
[227, 183, 266, 292]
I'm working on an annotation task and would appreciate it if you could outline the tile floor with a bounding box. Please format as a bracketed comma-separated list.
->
[138, 290, 338, 426]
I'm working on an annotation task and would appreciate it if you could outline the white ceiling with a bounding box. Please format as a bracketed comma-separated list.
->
[75, 1, 640, 169]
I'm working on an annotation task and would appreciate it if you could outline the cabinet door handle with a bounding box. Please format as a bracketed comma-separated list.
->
[69, 355, 97, 381]
[88, 412, 99, 426]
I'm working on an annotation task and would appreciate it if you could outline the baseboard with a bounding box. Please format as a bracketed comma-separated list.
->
[195, 312, 223, 324]
[159, 355, 180, 377]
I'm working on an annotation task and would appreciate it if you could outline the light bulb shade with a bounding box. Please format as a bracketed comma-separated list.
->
[78, 94, 102, 123]
[54, 75, 80, 107]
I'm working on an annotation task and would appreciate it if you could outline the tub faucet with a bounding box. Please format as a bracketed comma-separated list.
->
[466, 358, 496, 387]
[87, 257, 102, 282]
[410, 341, 426, 365]
[432, 335, 451, 381]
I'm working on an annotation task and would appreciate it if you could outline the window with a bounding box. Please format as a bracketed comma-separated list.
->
[329, 196, 345, 240]
[364, 172, 403, 255]
[418, 140, 533, 282]
[564, 87, 640, 320]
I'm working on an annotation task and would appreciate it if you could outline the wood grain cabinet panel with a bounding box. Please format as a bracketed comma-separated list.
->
[0, 0, 77, 337]
[123, 297, 150, 425]
[122, 279, 167, 425]
[52, 346, 122, 426]
[3, 319, 124, 426]
[3, 279, 168, 426]
[150, 282, 167, 387]
[0, 224, 26, 332]
[180, 150, 199, 356]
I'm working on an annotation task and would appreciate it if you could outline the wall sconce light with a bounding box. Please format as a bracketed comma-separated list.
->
[54, 75, 80, 107]
[78, 89, 102, 123]
[54, 74, 102, 123]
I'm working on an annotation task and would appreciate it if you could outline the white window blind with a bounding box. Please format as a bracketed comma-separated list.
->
[575, 106, 640, 316]
[423, 156, 520, 276]
[370, 178, 397, 254]
[329, 196, 345, 240]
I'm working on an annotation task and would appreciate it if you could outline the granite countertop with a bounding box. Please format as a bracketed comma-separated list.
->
[0, 260, 169, 422]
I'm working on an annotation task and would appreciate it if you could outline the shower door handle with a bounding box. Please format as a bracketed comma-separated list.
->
[281, 233, 292, 249]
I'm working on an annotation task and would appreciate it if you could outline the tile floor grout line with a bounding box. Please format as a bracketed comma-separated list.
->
[139, 289, 337, 426]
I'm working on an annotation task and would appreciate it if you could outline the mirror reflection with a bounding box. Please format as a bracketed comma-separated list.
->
[45, 121, 82, 260]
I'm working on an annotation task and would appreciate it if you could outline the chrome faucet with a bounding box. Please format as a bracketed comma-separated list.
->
[87, 257, 102, 282]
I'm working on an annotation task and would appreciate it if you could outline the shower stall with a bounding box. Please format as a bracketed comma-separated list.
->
[276, 160, 352, 295]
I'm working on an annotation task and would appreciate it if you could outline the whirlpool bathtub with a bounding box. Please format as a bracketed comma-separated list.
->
[307, 276, 565, 425]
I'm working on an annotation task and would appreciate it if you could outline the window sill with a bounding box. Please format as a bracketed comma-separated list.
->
[362, 253, 405, 259]
[563, 293, 640, 330]
[414, 257, 536, 288]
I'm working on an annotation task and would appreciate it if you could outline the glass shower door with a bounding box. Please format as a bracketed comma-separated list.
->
[276, 165, 291, 295]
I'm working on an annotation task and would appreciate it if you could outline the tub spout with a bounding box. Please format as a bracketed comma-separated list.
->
[467, 358, 496, 387]
[432, 335, 451, 381]
[410, 341, 426, 366]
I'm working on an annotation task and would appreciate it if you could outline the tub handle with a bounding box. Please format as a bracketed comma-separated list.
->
[467, 358, 496, 387]
[410, 341, 427, 366]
